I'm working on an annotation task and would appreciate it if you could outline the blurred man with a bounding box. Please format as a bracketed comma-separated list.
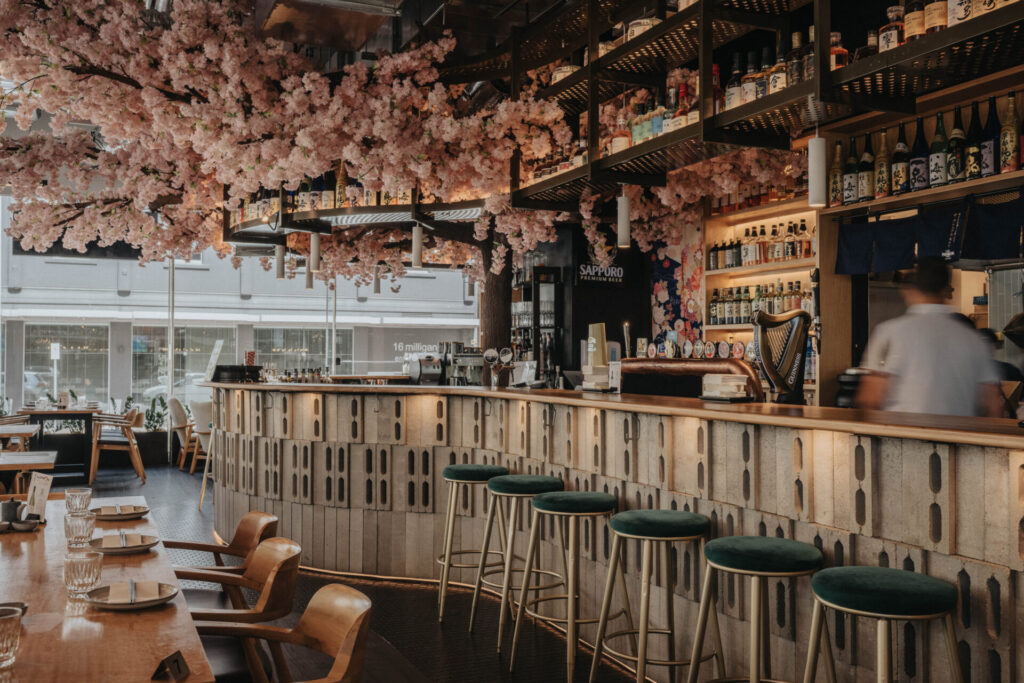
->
[856, 257, 1003, 417]
[977, 327, 1024, 383]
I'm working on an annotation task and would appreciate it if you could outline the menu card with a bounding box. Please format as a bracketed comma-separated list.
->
[24, 472, 52, 522]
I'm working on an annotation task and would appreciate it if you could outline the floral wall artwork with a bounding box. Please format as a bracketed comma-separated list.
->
[649, 221, 704, 345]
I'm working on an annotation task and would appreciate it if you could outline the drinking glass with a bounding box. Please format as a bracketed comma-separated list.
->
[0, 607, 21, 669]
[64, 511, 96, 548]
[63, 551, 102, 599]
[65, 488, 92, 514]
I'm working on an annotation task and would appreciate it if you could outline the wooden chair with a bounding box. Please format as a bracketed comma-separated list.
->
[195, 583, 372, 683]
[168, 397, 197, 470]
[0, 414, 32, 451]
[187, 400, 212, 475]
[164, 510, 278, 572]
[88, 408, 146, 485]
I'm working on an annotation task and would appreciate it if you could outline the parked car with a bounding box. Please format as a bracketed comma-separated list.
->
[141, 373, 211, 405]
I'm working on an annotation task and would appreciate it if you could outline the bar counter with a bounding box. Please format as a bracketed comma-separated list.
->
[205, 382, 1024, 682]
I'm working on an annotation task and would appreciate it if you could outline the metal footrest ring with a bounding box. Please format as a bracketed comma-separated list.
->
[601, 628, 720, 668]
[522, 593, 625, 626]
[480, 564, 564, 593]
[435, 548, 505, 571]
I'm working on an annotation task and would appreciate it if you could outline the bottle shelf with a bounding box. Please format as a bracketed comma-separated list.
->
[704, 257, 817, 279]
[704, 323, 753, 331]
[707, 196, 812, 225]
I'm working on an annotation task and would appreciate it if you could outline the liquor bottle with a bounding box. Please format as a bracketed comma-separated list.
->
[309, 175, 323, 210]
[773, 279, 784, 313]
[948, 0, 972, 26]
[879, 5, 906, 52]
[925, 0, 948, 33]
[755, 46, 772, 99]
[768, 40, 788, 95]
[829, 32, 849, 70]
[965, 100, 985, 181]
[784, 222, 797, 259]
[640, 101, 654, 142]
[631, 102, 646, 144]
[905, 0, 926, 41]
[803, 26, 816, 80]
[710, 64, 725, 116]
[800, 219, 814, 257]
[757, 225, 769, 263]
[297, 177, 312, 211]
[740, 287, 752, 323]
[909, 117, 930, 191]
[709, 289, 720, 325]
[854, 30, 879, 62]
[892, 122, 911, 194]
[858, 133, 875, 202]
[611, 112, 631, 154]
[1000, 92, 1020, 173]
[875, 128, 892, 199]
[828, 140, 845, 207]
[751, 285, 762, 318]
[572, 138, 587, 168]
[786, 32, 804, 85]
[843, 136, 859, 204]
[929, 112, 949, 187]
[663, 87, 679, 134]
[686, 83, 700, 126]
[725, 54, 743, 110]
[649, 95, 665, 137]
[322, 170, 336, 209]
[741, 51, 759, 105]
[976, 0, 997, 13]
[946, 105, 967, 183]
[981, 96, 1000, 176]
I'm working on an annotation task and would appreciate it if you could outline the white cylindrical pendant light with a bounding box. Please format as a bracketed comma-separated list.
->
[309, 232, 321, 272]
[808, 135, 827, 208]
[617, 193, 630, 249]
[275, 244, 285, 280]
[411, 224, 423, 269]
[305, 265, 314, 290]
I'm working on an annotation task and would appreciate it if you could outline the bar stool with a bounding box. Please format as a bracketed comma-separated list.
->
[687, 535, 826, 683]
[509, 490, 629, 683]
[590, 509, 725, 683]
[468, 474, 566, 649]
[802, 566, 963, 683]
[437, 463, 510, 622]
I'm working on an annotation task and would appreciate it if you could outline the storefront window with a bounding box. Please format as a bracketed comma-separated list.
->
[254, 327, 353, 374]
[24, 324, 109, 403]
[132, 326, 236, 405]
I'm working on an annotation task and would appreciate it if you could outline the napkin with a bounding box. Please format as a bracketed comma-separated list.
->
[99, 505, 141, 515]
[107, 580, 161, 604]
[100, 533, 144, 548]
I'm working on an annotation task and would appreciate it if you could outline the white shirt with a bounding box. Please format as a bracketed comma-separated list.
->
[861, 304, 1000, 417]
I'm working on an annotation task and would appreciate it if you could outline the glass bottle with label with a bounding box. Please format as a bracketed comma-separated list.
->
[909, 116, 930, 191]
[740, 50, 759, 104]
[905, 0, 926, 40]
[755, 46, 771, 99]
[843, 136, 859, 204]
[948, 0, 972, 26]
[662, 87, 678, 134]
[710, 64, 724, 116]
[929, 112, 949, 187]
[879, 5, 905, 52]
[803, 26, 816, 80]
[649, 95, 665, 137]
[828, 140, 845, 207]
[740, 287, 752, 324]
[854, 30, 879, 62]
[610, 112, 631, 154]
[947, 105, 967, 183]
[829, 32, 849, 70]
[874, 128, 892, 199]
[892, 122, 910, 194]
[858, 133, 875, 202]
[725, 53, 743, 111]
[768, 40, 788, 95]
[686, 83, 701, 126]
[786, 31, 804, 85]
[965, 100, 985, 181]
[1000, 92, 1020, 173]
[709, 289, 720, 325]
[633, 102, 647, 144]
[925, 0, 948, 33]
[981, 95, 1000, 177]
[774, 279, 784, 313]
[976, 0, 997, 14]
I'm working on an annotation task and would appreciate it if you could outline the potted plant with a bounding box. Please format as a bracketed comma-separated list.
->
[133, 396, 170, 466]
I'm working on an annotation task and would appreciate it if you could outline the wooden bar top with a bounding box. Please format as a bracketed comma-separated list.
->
[203, 381, 1024, 449]
[0, 496, 214, 682]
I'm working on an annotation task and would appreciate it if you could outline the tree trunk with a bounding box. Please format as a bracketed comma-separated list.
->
[480, 265, 512, 387]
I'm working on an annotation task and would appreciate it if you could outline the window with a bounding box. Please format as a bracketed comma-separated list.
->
[131, 326, 236, 405]
[255, 327, 353, 374]
[24, 324, 109, 403]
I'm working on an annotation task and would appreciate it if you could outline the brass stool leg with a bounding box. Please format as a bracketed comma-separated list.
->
[496, 496, 521, 650]
[662, 541, 677, 683]
[566, 514, 580, 683]
[588, 533, 623, 683]
[802, 598, 827, 683]
[509, 509, 542, 671]
[942, 612, 965, 683]
[686, 562, 716, 683]
[616, 540, 639, 656]
[876, 619, 892, 683]
[749, 575, 762, 683]
[820, 608, 837, 683]
[437, 480, 459, 622]
[636, 538, 654, 683]
[761, 576, 772, 679]
[469, 491, 499, 633]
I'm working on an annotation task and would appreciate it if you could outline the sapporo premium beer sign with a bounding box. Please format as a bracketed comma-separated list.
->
[576, 263, 625, 285]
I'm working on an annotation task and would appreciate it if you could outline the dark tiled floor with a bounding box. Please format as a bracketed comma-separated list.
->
[81, 467, 635, 683]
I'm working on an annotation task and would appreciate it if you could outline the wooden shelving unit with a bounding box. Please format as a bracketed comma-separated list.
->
[705, 257, 817, 279]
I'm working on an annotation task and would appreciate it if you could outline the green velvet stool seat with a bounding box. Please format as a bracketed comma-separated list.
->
[467, 474, 566, 646]
[802, 567, 964, 683]
[509, 490, 634, 683]
[436, 463, 509, 623]
[687, 536, 827, 683]
[590, 509, 722, 683]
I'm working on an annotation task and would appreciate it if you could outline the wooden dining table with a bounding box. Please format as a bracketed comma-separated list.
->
[0, 450, 57, 493]
[0, 423, 41, 451]
[0, 495, 214, 682]
[16, 407, 103, 482]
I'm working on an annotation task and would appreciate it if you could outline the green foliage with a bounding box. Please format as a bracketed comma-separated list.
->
[145, 396, 168, 432]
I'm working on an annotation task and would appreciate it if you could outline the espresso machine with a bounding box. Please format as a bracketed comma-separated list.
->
[442, 342, 484, 386]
